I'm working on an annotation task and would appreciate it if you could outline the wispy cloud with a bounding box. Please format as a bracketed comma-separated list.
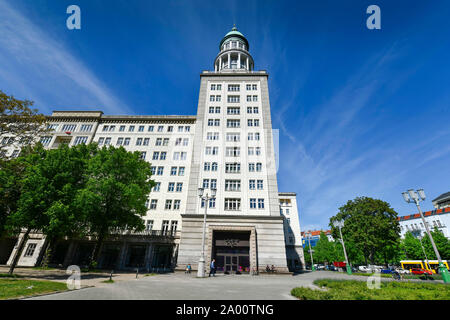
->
[0, 1, 130, 114]
[271, 39, 446, 230]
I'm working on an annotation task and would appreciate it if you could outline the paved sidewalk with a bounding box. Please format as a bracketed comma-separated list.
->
[25, 271, 434, 300]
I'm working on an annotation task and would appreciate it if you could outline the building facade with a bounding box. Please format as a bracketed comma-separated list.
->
[398, 207, 450, 239]
[432, 192, 450, 210]
[300, 230, 334, 248]
[1, 27, 305, 273]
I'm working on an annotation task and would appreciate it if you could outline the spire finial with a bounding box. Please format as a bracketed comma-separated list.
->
[232, 24, 237, 31]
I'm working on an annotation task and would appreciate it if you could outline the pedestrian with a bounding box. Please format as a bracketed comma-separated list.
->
[209, 259, 216, 277]
[185, 264, 191, 274]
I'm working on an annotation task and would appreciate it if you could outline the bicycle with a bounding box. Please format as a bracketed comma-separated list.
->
[392, 271, 402, 281]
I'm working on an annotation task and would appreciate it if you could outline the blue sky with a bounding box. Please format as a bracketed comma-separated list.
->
[1, 0, 449, 232]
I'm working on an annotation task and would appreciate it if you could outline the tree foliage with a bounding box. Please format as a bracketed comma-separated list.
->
[330, 197, 401, 265]
[402, 229, 450, 261]
[0, 90, 48, 158]
[74, 145, 154, 266]
[4, 143, 154, 273]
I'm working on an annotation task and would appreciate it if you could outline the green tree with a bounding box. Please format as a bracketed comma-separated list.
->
[0, 158, 23, 236]
[304, 244, 312, 266]
[75, 145, 154, 268]
[0, 90, 48, 158]
[314, 232, 342, 264]
[402, 231, 423, 260]
[421, 228, 450, 260]
[330, 197, 401, 265]
[6, 143, 95, 274]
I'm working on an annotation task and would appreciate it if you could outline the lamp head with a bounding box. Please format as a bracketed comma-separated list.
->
[198, 187, 204, 198]
[417, 189, 426, 201]
[402, 192, 411, 203]
[408, 189, 419, 201]
[211, 188, 217, 198]
[333, 220, 344, 228]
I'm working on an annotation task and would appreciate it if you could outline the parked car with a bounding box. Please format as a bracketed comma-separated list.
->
[327, 265, 338, 271]
[381, 269, 392, 274]
[316, 264, 325, 270]
[358, 266, 371, 273]
[411, 268, 433, 279]
[396, 268, 410, 274]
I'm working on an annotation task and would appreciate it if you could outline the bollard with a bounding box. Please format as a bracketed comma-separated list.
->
[110, 270, 113, 281]
[136, 268, 139, 279]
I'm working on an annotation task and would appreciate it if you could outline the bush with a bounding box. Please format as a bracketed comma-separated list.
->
[291, 279, 450, 300]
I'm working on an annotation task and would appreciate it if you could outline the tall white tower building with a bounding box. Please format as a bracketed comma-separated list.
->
[177, 26, 302, 273]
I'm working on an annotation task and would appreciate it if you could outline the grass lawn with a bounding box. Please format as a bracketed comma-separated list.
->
[101, 279, 114, 284]
[291, 279, 450, 300]
[0, 273, 23, 278]
[0, 279, 67, 300]
[340, 272, 443, 281]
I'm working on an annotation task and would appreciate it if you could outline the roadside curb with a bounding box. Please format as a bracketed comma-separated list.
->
[18, 285, 95, 300]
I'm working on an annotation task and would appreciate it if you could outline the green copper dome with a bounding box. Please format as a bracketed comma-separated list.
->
[219, 25, 249, 50]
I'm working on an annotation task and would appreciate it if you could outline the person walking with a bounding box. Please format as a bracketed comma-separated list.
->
[209, 259, 216, 277]
[185, 264, 191, 274]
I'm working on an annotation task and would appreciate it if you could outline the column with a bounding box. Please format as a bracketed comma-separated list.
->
[144, 243, 154, 271]
[238, 53, 241, 69]
[227, 53, 231, 69]
[115, 241, 127, 270]
[219, 56, 222, 71]
[63, 241, 77, 268]
[246, 57, 249, 71]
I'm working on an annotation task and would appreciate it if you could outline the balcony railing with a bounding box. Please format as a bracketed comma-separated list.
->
[110, 229, 180, 238]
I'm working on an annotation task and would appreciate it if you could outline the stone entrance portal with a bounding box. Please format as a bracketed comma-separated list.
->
[205, 226, 257, 274]
[213, 231, 250, 274]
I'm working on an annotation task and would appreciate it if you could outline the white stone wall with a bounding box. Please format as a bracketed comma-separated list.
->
[399, 212, 450, 239]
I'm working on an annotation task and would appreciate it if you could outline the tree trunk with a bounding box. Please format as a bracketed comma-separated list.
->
[89, 233, 105, 270]
[39, 236, 57, 268]
[8, 228, 31, 275]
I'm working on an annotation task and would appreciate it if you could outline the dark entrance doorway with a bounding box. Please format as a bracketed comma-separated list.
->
[151, 245, 173, 269]
[125, 244, 146, 268]
[99, 244, 120, 269]
[0, 238, 17, 265]
[213, 231, 250, 274]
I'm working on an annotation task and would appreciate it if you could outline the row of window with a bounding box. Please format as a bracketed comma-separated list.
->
[209, 96, 259, 103]
[204, 161, 263, 173]
[210, 84, 258, 91]
[401, 220, 443, 231]
[221, 179, 264, 191]
[200, 198, 265, 210]
[145, 220, 178, 232]
[102, 124, 191, 133]
[208, 106, 259, 114]
[48, 124, 191, 134]
[221, 40, 246, 51]
[204, 147, 263, 157]
[207, 119, 260, 127]
[145, 199, 182, 210]
[201, 178, 263, 191]
[96, 137, 188, 147]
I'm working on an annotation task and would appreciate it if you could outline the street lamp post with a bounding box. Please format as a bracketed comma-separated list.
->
[333, 220, 352, 275]
[306, 232, 315, 271]
[402, 189, 450, 283]
[197, 187, 216, 278]
[411, 228, 429, 271]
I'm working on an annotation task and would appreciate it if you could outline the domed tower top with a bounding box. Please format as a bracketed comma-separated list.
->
[219, 25, 249, 51]
[214, 25, 254, 72]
